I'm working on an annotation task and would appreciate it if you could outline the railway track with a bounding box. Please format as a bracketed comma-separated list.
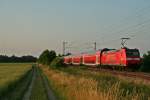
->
[86, 67, 150, 81]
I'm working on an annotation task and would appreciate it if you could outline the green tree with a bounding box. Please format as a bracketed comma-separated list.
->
[49, 50, 56, 62]
[140, 51, 150, 72]
[38, 49, 56, 65]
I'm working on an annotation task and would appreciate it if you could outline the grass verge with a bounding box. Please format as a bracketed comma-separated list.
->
[40, 65, 150, 100]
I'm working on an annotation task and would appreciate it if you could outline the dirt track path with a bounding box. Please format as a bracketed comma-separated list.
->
[23, 66, 56, 100]
[23, 66, 36, 100]
[41, 69, 56, 100]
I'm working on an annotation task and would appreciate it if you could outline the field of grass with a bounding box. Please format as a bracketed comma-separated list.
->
[0, 63, 33, 99]
[40, 65, 150, 100]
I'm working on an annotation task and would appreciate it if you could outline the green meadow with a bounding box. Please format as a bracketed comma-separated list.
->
[0, 63, 33, 100]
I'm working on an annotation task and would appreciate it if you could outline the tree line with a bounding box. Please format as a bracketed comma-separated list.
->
[0, 55, 37, 63]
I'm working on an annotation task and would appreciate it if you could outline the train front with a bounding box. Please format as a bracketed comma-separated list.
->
[125, 48, 141, 67]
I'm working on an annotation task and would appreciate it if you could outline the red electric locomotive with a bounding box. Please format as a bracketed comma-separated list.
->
[100, 48, 141, 68]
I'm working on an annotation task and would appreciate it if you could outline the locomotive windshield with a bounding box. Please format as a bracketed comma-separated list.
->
[126, 49, 140, 57]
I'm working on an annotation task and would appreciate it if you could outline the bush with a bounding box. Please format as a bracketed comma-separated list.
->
[140, 51, 150, 72]
[50, 57, 66, 68]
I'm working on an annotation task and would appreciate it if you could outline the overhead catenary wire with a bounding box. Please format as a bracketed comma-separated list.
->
[94, 4, 150, 42]
[98, 4, 150, 36]
[64, 4, 150, 55]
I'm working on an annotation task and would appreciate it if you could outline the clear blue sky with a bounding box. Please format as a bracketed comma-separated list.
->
[0, 0, 150, 56]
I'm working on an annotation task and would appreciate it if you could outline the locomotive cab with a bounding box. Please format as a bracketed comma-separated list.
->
[124, 48, 141, 67]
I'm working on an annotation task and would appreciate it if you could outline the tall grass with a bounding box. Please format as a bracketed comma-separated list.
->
[40, 66, 150, 100]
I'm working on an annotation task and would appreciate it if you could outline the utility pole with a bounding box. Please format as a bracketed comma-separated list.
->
[121, 38, 130, 48]
[94, 42, 97, 51]
[63, 41, 67, 55]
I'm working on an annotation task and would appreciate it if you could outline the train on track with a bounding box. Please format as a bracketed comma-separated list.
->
[63, 47, 141, 70]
